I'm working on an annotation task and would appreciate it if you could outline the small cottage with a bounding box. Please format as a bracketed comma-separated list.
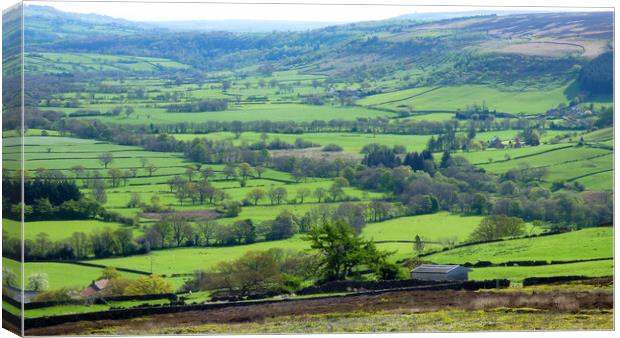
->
[410, 264, 471, 281]
[81, 279, 109, 298]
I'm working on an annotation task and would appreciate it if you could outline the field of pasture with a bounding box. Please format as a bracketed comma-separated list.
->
[26, 52, 191, 74]
[2, 258, 143, 290]
[424, 227, 613, 264]
[357, 84, 574, 114]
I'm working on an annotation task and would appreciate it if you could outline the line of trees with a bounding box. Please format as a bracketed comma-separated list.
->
[55, 110, 559, 143]
[166, 99, 228, 113]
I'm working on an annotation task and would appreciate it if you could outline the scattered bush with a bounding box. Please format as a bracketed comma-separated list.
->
[322, 143, 343, 152]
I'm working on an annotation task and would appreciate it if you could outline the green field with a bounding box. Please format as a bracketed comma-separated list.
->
[172, 131, 434, 154]
[26, 52, 190, 74]
[86, 236, 310, 276]
[455, 144, 570, 165]
[358, 84, 574, 115]
[363, 212, 483, 243]
[478, 144, 613, 188]
[2, 258, 143, 290]
[469, 259, 614, 282]
[58, 103, 394, 124]
[582, 128, 613, 143]
[424, 227, 613, 264]
[3, 219, 135, 241]
[171, 129, 566, 155]
[573, 171, 613, 191]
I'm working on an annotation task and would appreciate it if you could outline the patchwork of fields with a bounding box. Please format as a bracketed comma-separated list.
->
[2, 8, 615, 330]
[4, 122, 613, 295]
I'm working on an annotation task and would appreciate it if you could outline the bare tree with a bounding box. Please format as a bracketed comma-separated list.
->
[146, 163, 158, 177]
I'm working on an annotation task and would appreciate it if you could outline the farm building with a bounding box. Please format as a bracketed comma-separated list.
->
[410, 264, 471, 281]
[81, 279, 109, 298]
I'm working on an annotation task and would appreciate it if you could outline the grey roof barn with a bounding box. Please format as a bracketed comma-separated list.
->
[410, 264, 471, 281]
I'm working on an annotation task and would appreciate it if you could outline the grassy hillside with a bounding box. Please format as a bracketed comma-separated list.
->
[470, 259, 613, 282]
[3, 219, 135, 241]
[26, 52, 190, 74]
[425, 227, 613, 264]
[359, 84, 574, 114]
[2, 258, 143, 290]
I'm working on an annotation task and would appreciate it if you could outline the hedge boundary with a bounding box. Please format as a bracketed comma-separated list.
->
[459, 257, 613, 268]
[413, 230, 567, 259]
[3, 293, 177, 310]
[19, 260, 151, 275]
[522, 275, 613, 286]
[297, 278, 509, 295]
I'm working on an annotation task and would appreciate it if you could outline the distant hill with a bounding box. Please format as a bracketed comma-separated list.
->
[146, 19, 343, 33]
[23, 5, 150, 43]
[19, 5, 614, 91]
[392, 10, 511, 21]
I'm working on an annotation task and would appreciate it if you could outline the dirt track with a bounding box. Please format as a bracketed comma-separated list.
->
[26, 288, 613, 336]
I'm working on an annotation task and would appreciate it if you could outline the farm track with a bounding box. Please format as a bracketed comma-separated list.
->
[25, 288, 613, 336]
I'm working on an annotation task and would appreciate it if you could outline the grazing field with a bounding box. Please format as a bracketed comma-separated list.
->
[86, 236, 309, 276]
[582, 128, 613, 143]
[357, 86, 441, 107]
[358, 84, 574, 114]
[469, 259, 614, 282]
[424, 227, 613, 264]
[454, 143, 571, 165]
[363, 212, 483, 244]
[173, 131, 434, 154]
[3, 219, 134, 241]
[60, 103, 394, 124]
[2, 258, 143, 290]
[573, 171, 613, 191]
[478, 144, 613, 188]
[171, 129, 567, 155]
[26, 52, 190, 74]
[479, 146, 611, 173]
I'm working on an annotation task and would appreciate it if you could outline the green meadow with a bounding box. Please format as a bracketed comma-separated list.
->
[359, 84, 574, 114]
[469, 259, 614, 282]
[86, 236, 310, 276]
[26, 52, 190, 74]
[3, 219, 134, 241]
[2, 258, 143, 290]
[58, 103, 394, 124]
[363, 212, 483, 243]
[424, 227, 613, 264]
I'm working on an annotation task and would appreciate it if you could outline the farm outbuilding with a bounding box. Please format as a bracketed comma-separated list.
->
[410, 264, 471, 281]
[81, 279, 110, 298]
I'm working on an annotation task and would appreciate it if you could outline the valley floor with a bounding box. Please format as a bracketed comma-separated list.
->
[26, 282, 613, 335]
